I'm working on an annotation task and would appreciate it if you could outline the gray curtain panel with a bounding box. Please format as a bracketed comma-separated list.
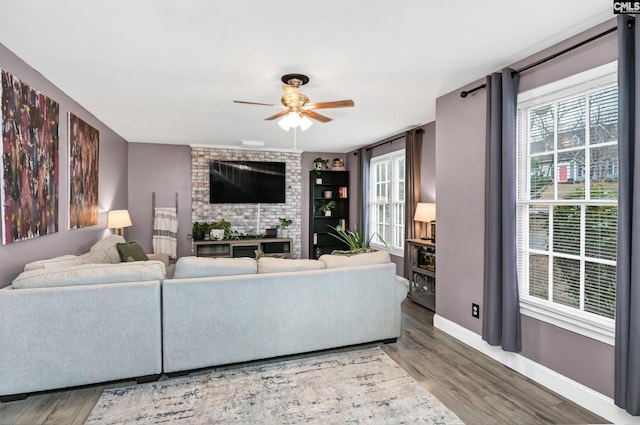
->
[615, 14, 640, 416]
[482, 69, 521, 352]
[404, 128, 422, 279]
[356, 147, 371, 237]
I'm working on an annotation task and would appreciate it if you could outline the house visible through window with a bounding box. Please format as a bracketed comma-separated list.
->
[369, 150, 405, 255]
[516, 62, 617, 345]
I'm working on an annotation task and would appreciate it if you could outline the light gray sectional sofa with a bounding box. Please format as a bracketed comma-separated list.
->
[0, 244, 407, 401]
[162, 252, 407, 373]
[0, 236, 166, 402]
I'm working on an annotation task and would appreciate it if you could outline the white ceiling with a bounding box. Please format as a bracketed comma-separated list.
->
[0, 1, 612, 153]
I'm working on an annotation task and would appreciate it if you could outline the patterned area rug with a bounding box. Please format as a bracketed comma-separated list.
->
[86, 347, 463, 425]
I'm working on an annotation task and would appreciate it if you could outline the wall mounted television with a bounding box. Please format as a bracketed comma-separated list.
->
[209, 160, 286, 204]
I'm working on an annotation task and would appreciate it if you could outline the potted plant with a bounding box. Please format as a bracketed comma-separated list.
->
[327, 225, 387, 253]
[313, 158, 329, 177]
[210, 219, 232, 240]
[318, 200, 336, 216]
[278, 217, 293, 238]
[192, 221, 212, 241]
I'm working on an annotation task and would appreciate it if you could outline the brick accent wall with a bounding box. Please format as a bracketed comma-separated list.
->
[191, 147, 302, 258]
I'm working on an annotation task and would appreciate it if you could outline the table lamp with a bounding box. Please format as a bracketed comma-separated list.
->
[414, 203, 436, 241]
[107, 210, 132, 236]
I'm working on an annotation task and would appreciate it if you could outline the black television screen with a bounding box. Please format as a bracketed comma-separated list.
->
[209, 160, 286, 204]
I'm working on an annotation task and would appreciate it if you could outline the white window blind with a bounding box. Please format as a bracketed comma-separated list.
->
[516, 63, 617, 345]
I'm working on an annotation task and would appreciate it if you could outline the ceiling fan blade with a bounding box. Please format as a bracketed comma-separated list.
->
[304, 100, 355, 110]
[233, 100, 282, 107]
[302, 110, 332, 123]
[264, 110, 290, 121]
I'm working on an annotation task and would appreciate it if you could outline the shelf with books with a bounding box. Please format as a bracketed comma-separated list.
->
[309, 170, 349, 258]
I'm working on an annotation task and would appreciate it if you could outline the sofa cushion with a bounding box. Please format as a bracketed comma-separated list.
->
[173, 256, 257, 279]
[23, 255, 85, 271]
[12, 261, 166, 289]
[319, 250, 391, 269]
[257, 257, 325, 274]
[117, 241, 149, 262]
[89, 235, 126, 264]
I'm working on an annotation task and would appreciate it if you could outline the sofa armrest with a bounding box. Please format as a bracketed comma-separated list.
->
[0, 281, 162, 396]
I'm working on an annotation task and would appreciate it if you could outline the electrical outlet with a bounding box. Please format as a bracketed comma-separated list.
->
[472, 303, 480, 319]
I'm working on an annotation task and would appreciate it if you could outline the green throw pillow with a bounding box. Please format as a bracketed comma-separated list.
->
[116, 241, 149, 262]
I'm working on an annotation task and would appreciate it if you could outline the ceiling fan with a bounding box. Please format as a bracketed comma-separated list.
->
[233, 73, 355, 131]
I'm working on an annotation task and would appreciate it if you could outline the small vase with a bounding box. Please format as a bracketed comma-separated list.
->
[324, 191, 332, 199]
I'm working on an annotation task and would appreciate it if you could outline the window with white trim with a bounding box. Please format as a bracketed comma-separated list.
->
[516, 62, 617, 345]
[369, 150, 405, 255]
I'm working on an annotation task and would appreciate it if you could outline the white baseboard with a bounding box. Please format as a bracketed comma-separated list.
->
[433, 314, 640, 424]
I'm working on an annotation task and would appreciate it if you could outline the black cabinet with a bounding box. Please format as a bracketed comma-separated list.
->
[309, 171, 349, 258]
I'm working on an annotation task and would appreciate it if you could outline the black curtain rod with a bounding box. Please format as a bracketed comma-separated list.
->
[364, 128, 424, 152]
[460, 25, 618, 98]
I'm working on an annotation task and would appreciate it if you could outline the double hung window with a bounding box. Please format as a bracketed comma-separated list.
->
[369, 150, 405, 255]
[516, 63, 618, 344]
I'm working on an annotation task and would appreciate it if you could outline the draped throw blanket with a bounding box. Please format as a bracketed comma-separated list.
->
[153, 207, 178, 259]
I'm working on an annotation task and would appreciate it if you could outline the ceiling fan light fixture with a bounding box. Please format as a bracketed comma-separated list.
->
[299, 115, 313, 131]
[277, 116, 291, 131]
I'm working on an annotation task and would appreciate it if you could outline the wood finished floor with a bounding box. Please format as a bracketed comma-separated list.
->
[0, 300, 608, 425]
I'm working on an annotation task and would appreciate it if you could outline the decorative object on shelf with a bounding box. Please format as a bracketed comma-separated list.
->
[318, 200, 336, 216]
[331, 158, 345, 171]
[327, 225, 387, 254]
[313, 158, 329, 175]
[414, 202, 436, 240]
[107, 210, 133, 236]
[211, 219, 232, 240]
[278, 217, 293, 238]
[316, 177, 323, 184]
[323, 190, 333, 199]
[191, 221, 211, 241]
[338, 186, 348, 198]
[69, 113, 99, 230]
[2, 70, 60, 244]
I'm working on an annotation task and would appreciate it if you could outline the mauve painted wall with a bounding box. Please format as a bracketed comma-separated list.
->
[126, 143, 192, 258]
[435, 19, 617, 397]
[0, 43, 128, 288]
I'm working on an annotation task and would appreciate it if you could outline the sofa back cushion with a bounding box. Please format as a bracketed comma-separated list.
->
[319, 250, 391, 269]
[13, 261, 166, 289]
[23, 255, 85, 271]
[257, 257, 325, 274]
[173, 256, 257, 279]
[87, 235, 126, 264]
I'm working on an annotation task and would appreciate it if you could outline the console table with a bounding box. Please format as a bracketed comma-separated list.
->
[406, 238, 436, 311]
[193, 238, 292, 259]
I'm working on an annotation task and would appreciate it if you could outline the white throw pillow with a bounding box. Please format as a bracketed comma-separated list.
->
[13, 261, 166, 289]
[173, 256, 257, 279]
[319, 250, 391, 269]
[258, 257, 325, 274]
[23, 255, 85, 271]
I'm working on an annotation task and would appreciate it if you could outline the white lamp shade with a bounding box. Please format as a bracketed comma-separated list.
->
[107, 210, 133, 229]
[414, 202, 436, 222]
[299, 116, 313, 131]
[277, 115, 291, 131]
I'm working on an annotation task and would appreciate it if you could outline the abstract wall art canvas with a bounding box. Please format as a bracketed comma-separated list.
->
[1, 70, 59, 245]
[68, 113, 99, 229]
